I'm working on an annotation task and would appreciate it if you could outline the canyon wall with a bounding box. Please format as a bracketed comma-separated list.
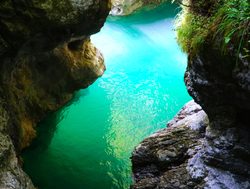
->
[132, 0, 250, 188]
[0, 0, 110, 188]
[110, 0, 167, 15]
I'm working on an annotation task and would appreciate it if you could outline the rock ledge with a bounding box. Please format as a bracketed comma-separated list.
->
[131, 100, 250, 189]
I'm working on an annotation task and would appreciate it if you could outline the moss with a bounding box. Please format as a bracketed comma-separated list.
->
[176, 0, 250, 59]
[20, 118, 36, 149]
[176, 11, 211, 55]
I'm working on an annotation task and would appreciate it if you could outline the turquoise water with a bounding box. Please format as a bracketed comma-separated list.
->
[22, 3, 191, 189]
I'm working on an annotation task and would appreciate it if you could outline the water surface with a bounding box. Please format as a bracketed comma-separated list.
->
[22, 3, 191, 189]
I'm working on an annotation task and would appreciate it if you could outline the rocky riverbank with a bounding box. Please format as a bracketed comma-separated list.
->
[132, 101, 208, 188]
[132, 100, 250, 188]
[132, 0, 250, 188]
[0, 0, 110, 188]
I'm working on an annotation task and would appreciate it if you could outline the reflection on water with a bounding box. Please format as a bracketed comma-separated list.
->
[22, 2, 191, 189]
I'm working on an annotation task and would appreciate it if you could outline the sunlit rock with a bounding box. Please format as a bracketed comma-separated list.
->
[110, 0, 167, 15]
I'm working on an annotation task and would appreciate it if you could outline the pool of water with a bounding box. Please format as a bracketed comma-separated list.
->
[22, 3, 191, 189]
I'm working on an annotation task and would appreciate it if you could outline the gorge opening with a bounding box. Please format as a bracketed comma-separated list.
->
[22, 3, 191, 189]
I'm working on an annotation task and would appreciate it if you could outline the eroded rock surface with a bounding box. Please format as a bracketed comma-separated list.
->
[0, 0, 110, 188]
[132, 100, 250, 189]
[132, 101, 208, 189]
[184, 47, 250, 189]
[0, 99, 34, 188]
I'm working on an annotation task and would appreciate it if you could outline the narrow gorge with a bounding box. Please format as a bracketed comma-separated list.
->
[0, 0, 249, 189]
[22, 3, 190, 189]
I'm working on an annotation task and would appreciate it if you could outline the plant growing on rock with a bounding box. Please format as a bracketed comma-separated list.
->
[175, 0, 250, 60]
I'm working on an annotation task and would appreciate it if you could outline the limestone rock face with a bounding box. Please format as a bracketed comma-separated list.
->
[0, 0, 110, 148]
[0, 0, 110, 188]
[184, 47, 250, 189]
[132, 101, 208, 189]
[132, 100, 250, 189]
[185, 50, 250, 129]
[110, 0, 166, 15]
[132, 36, 250, 189]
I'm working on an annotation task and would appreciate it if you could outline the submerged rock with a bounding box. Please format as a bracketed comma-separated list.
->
[0, 0, 110, 188]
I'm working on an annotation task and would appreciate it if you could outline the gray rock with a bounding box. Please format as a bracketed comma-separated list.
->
[132, 100, 250, 189]
[0, 103, 34, 189]
[131, 101, 208, 189]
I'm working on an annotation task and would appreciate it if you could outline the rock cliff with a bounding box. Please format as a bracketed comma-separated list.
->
[0, 0, 110, 188]
[132, 0, 250, 188]
[110, 0, 167, 16]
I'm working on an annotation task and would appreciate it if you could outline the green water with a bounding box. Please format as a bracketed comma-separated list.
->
[22, 3, 191, 189]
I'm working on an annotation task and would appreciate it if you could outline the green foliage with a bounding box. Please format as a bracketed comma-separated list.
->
[176, 0, 250, 58]
[175, 11, 211, 55]
[214, 0, 250, 58]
